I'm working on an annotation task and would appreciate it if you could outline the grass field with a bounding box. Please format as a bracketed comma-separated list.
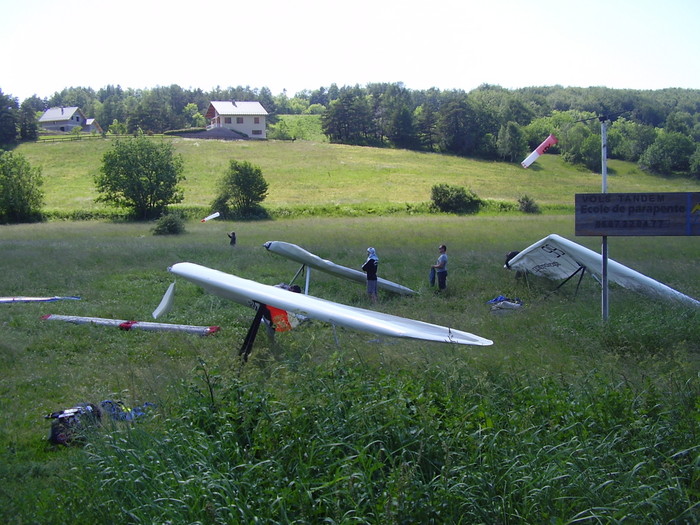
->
[2, 211, 699, 523]
[2, 139, 700, 523]
[14, 137, 700, 215]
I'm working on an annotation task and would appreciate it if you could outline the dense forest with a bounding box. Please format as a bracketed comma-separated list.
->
[1, 83, 699, 177]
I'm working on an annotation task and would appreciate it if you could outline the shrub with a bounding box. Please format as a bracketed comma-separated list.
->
[0, 150, 44, 223]
[517, 194, 541, 214]
[152, 212, 186, 235]
[212, 160, 269, 219]
[430, 183, 482, 214]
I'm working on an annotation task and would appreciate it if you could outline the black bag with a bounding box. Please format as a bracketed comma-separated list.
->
[45, 403, 102, 445]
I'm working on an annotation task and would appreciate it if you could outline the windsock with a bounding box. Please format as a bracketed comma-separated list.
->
[521, 134, 558, 168]
[201, 211, 220, 222]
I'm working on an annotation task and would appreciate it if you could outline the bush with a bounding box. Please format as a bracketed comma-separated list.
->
[430, 183, 482, 214]
[517, 194, 541, 214]
[0, 150, 44, 223]
[212, 160, 269, 219]
[152, 212, 186, 235]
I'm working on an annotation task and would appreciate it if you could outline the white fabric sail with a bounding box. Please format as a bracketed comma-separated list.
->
[506, 234, 699, 307]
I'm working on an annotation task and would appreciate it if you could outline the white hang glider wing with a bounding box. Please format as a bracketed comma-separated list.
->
[263, 241, 416, 296]
[168, 262, 492, 346]
[506, 234, 700, 307]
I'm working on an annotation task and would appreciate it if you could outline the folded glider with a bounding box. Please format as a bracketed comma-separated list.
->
[168, 262, 492, 347]
[505, 234, 699, 307]
[1, 296, 80, 303]
[263, 241, 416, 296]
[42, 314, 221, 336]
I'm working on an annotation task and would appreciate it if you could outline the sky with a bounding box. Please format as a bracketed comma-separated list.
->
[2, 0, 699, 102]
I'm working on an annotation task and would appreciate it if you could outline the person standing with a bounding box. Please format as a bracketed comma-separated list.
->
[362, 247, 379, 303]
[431, 244, 448, 290]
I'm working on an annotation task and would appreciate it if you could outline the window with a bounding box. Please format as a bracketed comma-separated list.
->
[236, 117, 244, 124]
[224, 117, 231, 124]
[254, 117, 260, 124]
[252, 130, 262, 135]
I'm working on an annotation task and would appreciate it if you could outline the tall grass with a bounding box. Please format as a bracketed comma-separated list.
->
[1, 215, 699, 523]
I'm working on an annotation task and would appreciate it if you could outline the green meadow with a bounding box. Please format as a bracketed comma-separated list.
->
[15, 137, 700, 215]
[1, 138, 700, 523]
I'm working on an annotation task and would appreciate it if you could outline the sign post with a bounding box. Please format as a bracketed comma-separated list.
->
[576, 190, 700, 320]
[600, 118, 609, 321]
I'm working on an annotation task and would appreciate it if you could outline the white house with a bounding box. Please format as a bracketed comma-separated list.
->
[205, 101, 268, 139]
[39, 107, 89, 132]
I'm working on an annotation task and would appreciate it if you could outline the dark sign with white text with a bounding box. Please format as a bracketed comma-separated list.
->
[575, 192, 700, 236]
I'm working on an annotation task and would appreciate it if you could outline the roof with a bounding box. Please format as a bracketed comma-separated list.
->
[39, 107, 82, 122]
[206, 101, 268, 118]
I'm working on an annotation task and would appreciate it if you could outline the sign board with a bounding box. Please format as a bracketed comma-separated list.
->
[575, 192, 700, 236]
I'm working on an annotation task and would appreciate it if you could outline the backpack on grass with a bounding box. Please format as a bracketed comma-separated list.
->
[45, 399, 155, 445]
[45, 403, 102, 446]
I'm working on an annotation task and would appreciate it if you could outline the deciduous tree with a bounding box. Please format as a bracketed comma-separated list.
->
[0, 90, 18, 145]
[95, 133, 184, 219]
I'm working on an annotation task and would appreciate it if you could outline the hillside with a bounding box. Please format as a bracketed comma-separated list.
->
[15, 137, 700, 215]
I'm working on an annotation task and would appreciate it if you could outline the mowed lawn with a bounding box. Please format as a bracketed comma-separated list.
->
[16, 137, 700, 213]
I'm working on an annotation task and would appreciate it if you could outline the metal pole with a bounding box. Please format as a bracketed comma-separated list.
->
[600, 118, 609, 321]
[304, 267, 311, 295]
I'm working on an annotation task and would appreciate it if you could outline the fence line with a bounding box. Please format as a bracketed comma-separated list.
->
[37, 134, 168, 143]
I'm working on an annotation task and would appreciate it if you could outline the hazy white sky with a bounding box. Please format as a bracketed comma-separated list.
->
[2, 0, 699, 101]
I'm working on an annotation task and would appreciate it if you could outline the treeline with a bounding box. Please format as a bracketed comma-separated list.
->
[1, 83, 699, 177]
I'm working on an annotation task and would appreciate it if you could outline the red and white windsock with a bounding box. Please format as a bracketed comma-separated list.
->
[201, 211, 220, 222]
[521, 134, 558, 168]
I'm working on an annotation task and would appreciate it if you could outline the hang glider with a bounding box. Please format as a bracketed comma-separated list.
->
[42, 314, 221, 336]
[263, 241, 416, 296]
[505, 234, 700, 307]
[1, 296, 80, 304]
[168, 262, 492, 349]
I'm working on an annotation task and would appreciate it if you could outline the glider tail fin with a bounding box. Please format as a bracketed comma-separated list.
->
[152, 282, 175, 319]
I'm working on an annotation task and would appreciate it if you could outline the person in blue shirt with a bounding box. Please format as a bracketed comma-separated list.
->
[431, 244, 448, 290]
